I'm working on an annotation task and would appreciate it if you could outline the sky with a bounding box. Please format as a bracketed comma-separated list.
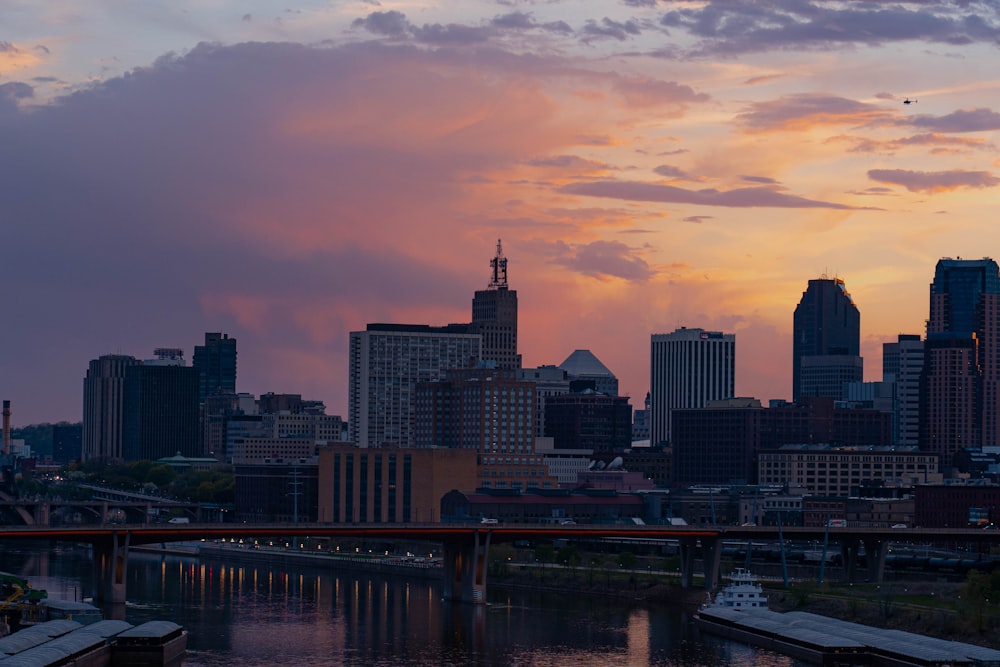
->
[3, 1, 1000, 426]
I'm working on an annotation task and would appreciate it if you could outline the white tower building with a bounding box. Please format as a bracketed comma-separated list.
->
[650, 327, 735, 445]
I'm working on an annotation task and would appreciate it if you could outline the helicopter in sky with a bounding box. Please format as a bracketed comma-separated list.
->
[903, 97, 917, 105]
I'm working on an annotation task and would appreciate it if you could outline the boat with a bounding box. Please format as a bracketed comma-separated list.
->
[705, 568, 769, 610]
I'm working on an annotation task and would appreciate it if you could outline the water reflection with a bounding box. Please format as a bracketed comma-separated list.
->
[0, 544, 803, 666]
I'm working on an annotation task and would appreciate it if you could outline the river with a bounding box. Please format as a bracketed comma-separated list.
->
[0, 542, 808, 666]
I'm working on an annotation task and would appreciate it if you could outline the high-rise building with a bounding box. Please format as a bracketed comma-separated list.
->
[82, 354, 140, 462]
[470, 240, 520, 370]
[122, 349, 200, 461]
[883, 334, 924, 446]
[192, 332, 237, 402]
[792, 277, 861, 400]
[349, 324, 481, 448]
[650, 327, 735, 445]
[921, 258, 1000, 466]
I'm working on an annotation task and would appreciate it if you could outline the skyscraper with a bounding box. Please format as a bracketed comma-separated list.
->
[793, 277, 861, 400]
[348, 324, 481, 448]
[82, 354, 140, 462]
[470, 240, 520, 370]
[921, 258, 1000, 466]
[123, 349, 200, 461]
[883, 334, 924, 446]
[650, 327, 735, 445]
[192, 332, 237, 402]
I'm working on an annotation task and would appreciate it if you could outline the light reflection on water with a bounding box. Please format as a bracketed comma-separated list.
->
[0, 543, 804, 667]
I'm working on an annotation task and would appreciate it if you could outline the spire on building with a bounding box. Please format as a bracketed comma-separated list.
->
[489, 238, 508, 289]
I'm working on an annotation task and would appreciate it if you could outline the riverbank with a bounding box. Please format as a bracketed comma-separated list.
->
[139, 541, 998, 650]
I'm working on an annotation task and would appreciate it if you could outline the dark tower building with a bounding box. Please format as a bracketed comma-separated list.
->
[793, 277, 861, 400]
[82, 354, 140, 462]
[192, 332, 237, 402]
[921, 258, 1000, 467]
[470, 239, 521, 370]
[123, 350, 201, 461]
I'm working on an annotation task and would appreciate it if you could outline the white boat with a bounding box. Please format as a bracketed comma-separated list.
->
[705, 568, 768, 610]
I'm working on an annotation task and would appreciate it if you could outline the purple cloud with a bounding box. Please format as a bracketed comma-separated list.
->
[582, 18, 643, 41]
[741, 175, 779, 184]
[352, 11, 410, 38]
[653, 164, 692, 179]
[660, 2, 1000, 56]
[550, 240, 652, 281]
[868, 168, 1000, 193]
[736, 94, 890, 132]
[560, 180, 871, 209]
[907, 108, 1000, 133]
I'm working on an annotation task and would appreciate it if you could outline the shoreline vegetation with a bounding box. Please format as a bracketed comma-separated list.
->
[176, 540, 1000, 650]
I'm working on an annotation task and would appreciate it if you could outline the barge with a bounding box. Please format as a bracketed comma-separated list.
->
[696, 570, 1000, 666]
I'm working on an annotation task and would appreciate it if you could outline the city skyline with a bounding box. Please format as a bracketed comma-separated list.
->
[4, 2, 1000, 425]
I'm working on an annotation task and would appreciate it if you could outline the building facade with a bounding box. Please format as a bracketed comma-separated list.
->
[793, 277, 862, 401]
[517, 365, 570, 438]
[470, 239, 520, 370]
[235, 460, 318, 523]
[317, 445, 479, 523]
[922, 258, 1000, 467]
[757, 444, 940, 497]
[543, 390, 632, 454]
[414, 367, 556, 490]
[671, 399, 763, 486]
[650, 327, 735, 445]
[52, 423, 83, 464]
[122, 350, 200, 461]
[882, 334, 925, 446]
[192, 332, 237, 402]
[82, 354, 140, 462]
[348, 324, 481, 448]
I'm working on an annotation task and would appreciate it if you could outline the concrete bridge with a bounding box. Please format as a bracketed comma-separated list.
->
[0, 523, 996, 606]
[0, 485, 201, 526]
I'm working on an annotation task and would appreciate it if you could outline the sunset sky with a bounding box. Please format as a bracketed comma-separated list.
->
[4, 1, 1000, 426]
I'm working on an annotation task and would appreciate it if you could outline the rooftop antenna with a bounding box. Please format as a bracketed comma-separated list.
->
[489, 238, 508, 289]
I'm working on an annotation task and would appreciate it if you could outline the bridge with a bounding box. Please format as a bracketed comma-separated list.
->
[0, 523, 997, 606]
[0, 485, 202, 526]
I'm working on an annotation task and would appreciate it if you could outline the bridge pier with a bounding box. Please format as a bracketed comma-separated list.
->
[33, 501, 49, 527]
[678, 536, 719, 589]
[442, 529, 491, 604]
[864, 538, 887, 583]
[701, 537, 721, 590]
[842, 538, 862, 583]
[92, 531, 130, 605]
